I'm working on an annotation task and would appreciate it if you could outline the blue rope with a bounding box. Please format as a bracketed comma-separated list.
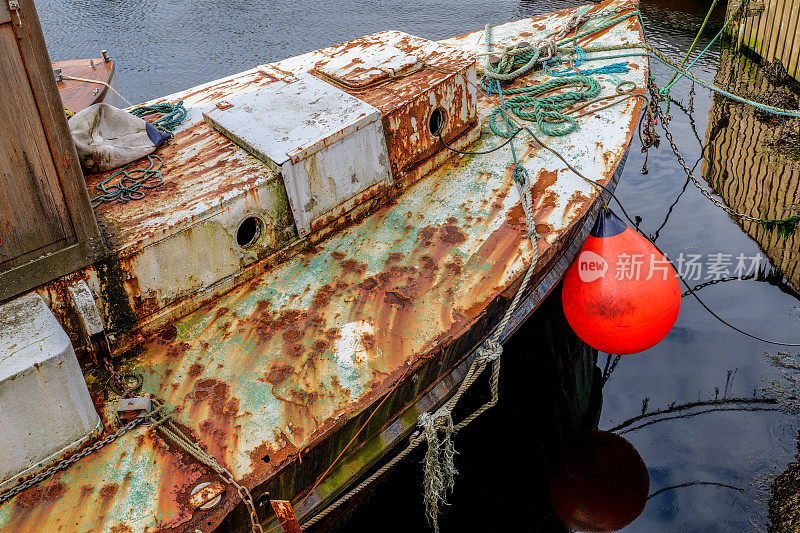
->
[580, 48, 800, 118]
[544, 45, 630, 77]
[544, 58, 630, 77]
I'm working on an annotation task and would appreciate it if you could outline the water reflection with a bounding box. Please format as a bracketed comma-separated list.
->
[549, 430, 649, 532]
[701, 45, 800, 292]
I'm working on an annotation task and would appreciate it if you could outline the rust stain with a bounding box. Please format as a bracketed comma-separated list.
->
[309, 32, 476, 178]
[1, 1, 646, 531]
[98, 483, 119, 502]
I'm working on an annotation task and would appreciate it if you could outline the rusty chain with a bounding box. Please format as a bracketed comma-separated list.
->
[0, 402, 263, 533]
[0, 416, 146, 505]
[102, 350, 143, 398]
[649, 80, 768, 224]
[147, 403, 264, 533]
[1, 352, 144, 505]
[103, 356, 129, 393]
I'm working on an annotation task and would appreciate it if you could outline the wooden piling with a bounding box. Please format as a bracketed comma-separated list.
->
[727, 0, 800, 80]
[0, 0, 104, 302]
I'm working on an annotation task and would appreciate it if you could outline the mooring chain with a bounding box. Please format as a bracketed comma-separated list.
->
[103, 355, 128, 392]
[0, 347, 149, 504]
[148, 404, 264, 533]
[680, 273, 758, 297]
[0, 416, 146, 505]
[656, 103, 771, 224]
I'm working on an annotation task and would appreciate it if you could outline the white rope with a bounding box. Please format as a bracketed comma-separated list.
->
[419, 408, 456, 533]
[414, 153, 541, 530]
[61, 75, 134, 107]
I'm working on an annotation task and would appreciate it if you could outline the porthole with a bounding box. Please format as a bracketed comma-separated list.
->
[429, 107, 447, 137]
[236, 216, 262, 248]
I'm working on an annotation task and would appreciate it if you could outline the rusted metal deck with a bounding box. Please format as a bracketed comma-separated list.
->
[0, 0, 646, 530]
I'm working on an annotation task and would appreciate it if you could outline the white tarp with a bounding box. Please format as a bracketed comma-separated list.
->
[69, 103, 171, 173]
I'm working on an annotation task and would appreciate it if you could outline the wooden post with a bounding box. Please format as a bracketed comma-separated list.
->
[270, 500, 302, 533]
[0, 0, 105, 302]
[731, 0, 800, 81]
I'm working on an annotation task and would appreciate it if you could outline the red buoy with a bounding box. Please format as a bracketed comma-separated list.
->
[549, 430, 649, 532]
[562, 208, 680, 355]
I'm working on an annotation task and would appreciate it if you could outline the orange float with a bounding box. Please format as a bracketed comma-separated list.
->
[562, 208, 680, 355]
[549, 430, 649, 532]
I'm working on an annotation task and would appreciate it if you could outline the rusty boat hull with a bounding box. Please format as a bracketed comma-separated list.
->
[0, 0, 647, 531]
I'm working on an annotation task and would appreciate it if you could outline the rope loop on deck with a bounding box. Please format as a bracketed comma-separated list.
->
[90, 155, 164, 207]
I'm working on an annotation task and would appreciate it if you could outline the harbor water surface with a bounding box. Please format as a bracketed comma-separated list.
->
[38, 0, 800, 530]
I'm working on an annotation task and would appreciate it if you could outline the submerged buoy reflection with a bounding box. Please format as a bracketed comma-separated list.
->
[549, 430, 649, 532]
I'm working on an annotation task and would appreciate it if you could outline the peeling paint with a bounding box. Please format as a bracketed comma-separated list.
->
[0, 1, 646, 530]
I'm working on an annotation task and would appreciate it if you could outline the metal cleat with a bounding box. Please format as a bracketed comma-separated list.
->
[189, 481, 225, 510]
[116, 397, 153, 421]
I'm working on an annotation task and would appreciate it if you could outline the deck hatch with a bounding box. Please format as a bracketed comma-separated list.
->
[311, 31, 478, 180]
[314, 44, 419, 88]
[203, 72, 393, 236]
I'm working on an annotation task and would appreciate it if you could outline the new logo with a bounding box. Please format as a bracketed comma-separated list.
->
[577, 251, 608, 282]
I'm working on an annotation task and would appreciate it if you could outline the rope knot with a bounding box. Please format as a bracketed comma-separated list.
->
[476, 339, 503, 364]
[511, 163, 529, 186]
[555, 11, 591, 40]
[535, 38, 558, 60]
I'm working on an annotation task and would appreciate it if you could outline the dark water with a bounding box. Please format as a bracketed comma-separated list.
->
[37, 0, 800, 530]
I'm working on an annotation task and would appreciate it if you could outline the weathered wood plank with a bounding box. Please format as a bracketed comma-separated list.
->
[787, 6, 800, 77]
[767, 0, 787, 60]
[0, 23, 72, 267]
[11, 0, 103, 246]
[773, 0, 788, 60]
[782, 0, 796, 59]
[0, 241, 95, 301]
[0, 0, 105, 299]
[752, 1, 768, 53]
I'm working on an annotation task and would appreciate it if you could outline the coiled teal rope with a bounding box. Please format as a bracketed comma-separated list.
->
[480, 7, 632, 137]
[129, 101, 187, 132]
[90, 155, 164, 207]
[483, 75, 601, 137]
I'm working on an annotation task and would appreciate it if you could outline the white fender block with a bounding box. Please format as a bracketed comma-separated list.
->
[0, 293, 101, 488]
